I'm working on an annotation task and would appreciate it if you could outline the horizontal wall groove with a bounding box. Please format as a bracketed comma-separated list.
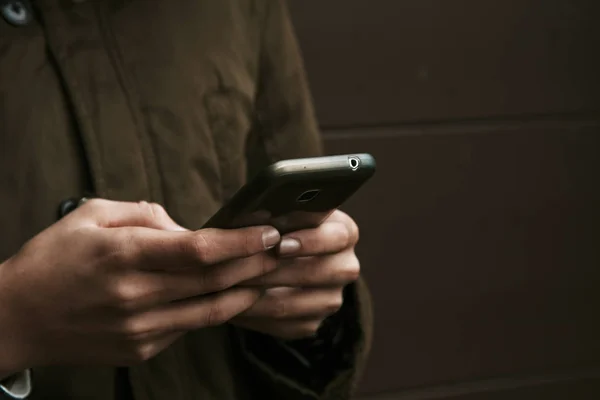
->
[357, 367, 600, 400]
[321, 113, 600, 140]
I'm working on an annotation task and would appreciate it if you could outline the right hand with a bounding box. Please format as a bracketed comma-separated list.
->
[0, 199, 280, 374]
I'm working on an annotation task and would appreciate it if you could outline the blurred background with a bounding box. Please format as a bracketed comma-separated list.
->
[289, 1, 600, 399]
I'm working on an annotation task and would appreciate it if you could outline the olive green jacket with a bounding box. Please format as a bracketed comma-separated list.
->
[0, 0, 372, 399]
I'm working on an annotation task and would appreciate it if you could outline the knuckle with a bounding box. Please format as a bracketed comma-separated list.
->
[110, 280, 139, 310]
[300, 322, 322, 338]
[284, 322, 321, 340]
[343, 256, 361, 282]
[135, 201, 168, 226]
[108, 230, 138, 263]
[149, 202, 167, 217]
[131, 342, 156, 363]
[115, 283, 162, 312]
[93, 230, 117, 254]
[348, 220, 360, 246]
[136, 201, 155, 218]
[81, 199, 110, 223]
[243, 231, 254, 257]
[188, 233, 212, 265]
[112, 273, 174, 312]
[259, 253, 278, 276]
[267, 297, 288, 319]
[192, 268, 209, 294]
[119, 317, 148, 337]
[248, 266, 268, 286]
[322, 222, 352, 252]
[84, 198, 108, 212]
[325, 293, 344, 316]
[140, 201, 169, 222]
[204, 303, 228, 327]
[336, 223, 353, 249]
[206, 268, 234, 292]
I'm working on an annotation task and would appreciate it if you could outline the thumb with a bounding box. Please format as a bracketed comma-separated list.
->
[75, 199, 188, 231]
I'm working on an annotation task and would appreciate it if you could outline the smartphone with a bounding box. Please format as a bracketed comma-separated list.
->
[202, 153, 376, 234]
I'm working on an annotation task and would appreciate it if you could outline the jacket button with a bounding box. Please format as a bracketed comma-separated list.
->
[1, 0, 32, 27]
[58, 197, 90, 219]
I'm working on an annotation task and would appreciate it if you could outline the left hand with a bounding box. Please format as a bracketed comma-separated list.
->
[231, 210, 360, 340]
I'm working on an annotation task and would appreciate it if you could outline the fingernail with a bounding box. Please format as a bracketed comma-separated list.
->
[278, 238, 301, 256]
[262, 228, 281, 249]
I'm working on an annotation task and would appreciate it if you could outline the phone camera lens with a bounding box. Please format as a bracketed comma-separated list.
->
[296, 189, 321, 203]
[348, 156, 361, 171]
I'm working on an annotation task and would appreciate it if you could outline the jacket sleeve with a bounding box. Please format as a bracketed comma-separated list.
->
[238, 1, 374, 399]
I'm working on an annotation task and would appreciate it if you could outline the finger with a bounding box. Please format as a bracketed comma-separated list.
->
[232, 317, 323, 340]
[237, 287, 343, 320]
[106, 224, 280, 270]
[326, 209, 356, 224]
[131, 287, 262, 332]
[111, 253, 277, 310]
[242, 252, 360, 288]
[117, 331, 183, 365]
[75, 199, 186, 231]
[277, 217, 359, 258]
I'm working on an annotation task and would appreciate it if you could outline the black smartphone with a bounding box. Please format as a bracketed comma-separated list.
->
[202, 153, 376, 234]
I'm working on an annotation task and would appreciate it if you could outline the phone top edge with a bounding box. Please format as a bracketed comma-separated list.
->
[266, 153, 376, 176]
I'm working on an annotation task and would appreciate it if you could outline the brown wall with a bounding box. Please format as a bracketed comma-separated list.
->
[289, 1, 600, 399]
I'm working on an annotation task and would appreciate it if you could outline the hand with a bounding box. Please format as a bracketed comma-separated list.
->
[0, 199, 280, 375]
[232, 210, 360, 340]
